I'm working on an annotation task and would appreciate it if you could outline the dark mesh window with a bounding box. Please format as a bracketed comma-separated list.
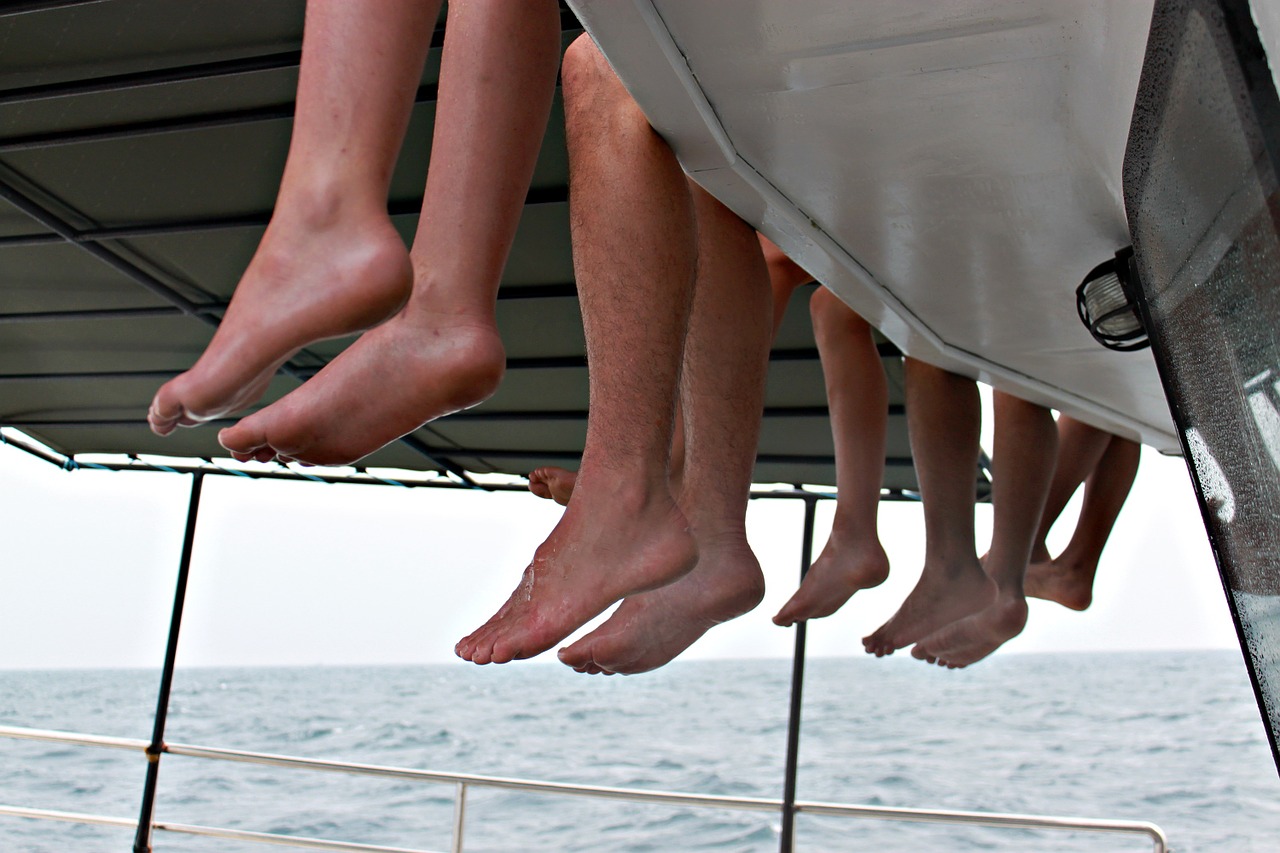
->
[1124, 0, 1280, 766]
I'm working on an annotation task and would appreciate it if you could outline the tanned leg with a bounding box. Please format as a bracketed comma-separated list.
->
[863, 361, 994, 656]
[558, 181, 773, 674]
[525, 234, 806, 508]
[913, 392, 1056, 667]
[219, 0, 560, 464]
[150, 0, 442, 435]
[775, 285, 890, 625]
[1029, 413, 1112, 562]
[455, 36, 699, 665]
[1026, 424, 1139, 610]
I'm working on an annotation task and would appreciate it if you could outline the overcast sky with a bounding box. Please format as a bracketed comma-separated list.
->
[0, 390, 1238, 672]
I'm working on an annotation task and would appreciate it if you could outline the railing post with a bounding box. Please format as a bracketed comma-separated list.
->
[133, 471, 204, 853]
[779, 492, 818, 853]
[451, 782, 468, 853]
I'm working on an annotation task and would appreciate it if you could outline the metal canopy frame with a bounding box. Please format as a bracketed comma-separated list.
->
[0, 0, 968, 496]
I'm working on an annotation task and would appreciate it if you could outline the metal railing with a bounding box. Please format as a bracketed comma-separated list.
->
[0, 724, 1170, 852]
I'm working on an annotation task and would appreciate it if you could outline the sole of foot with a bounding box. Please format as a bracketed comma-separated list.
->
[910, 594, 1029, 668]
[559, 543, 764, 675]
[149, 216, 412, 435]
[773, 537, 889, 627]
[1025, 558, 1094, 611]
[862, 557, 996, 656]
[218, 312, 505, 466]
[455, 496, 698, 665]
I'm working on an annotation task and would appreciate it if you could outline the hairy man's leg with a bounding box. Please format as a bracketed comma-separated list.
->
[456, 36, 699, 664]
[559, 181, 772, 674]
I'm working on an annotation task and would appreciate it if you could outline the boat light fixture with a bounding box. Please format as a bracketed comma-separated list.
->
[1075, 246, 1150, 352]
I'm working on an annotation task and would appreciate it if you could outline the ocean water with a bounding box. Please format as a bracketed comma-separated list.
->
[1, 652, 1277, 852]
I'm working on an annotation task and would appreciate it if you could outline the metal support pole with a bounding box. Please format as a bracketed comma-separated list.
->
[779, 493, 818, 853]
[451, 782, 468, 853]
[133, 472, 204, 853]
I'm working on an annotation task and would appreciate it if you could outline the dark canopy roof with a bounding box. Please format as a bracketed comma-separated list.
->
[0, 0, 961, 496]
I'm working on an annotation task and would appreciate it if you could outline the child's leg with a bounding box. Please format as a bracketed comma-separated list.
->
[913, 392, 1056, 667]
[219, 0, 562, 464]
[775, 286, 890, 626]
[150, 0, 443, 435]
[1027, 427, 1140, 610]
[1031, 413, 1113, 561]
[864, 361, 994, 655]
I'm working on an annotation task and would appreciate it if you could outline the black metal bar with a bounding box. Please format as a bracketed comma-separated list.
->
[0, 187, 568, 250]
[0, 179, 208, 316]
[0, 441, 915, 503]
[0, 429, 66, 466]
[0, 370, 189, 383]
[0, 420, 923, 473]
[0, 0, 107, 16]
[0, 83, 438, 153]
[779, 494, 818, 853]
[0, 103, 299, 153]
[0, 51, 303, 106]
[0, 306, 189, 324]
[0, 284, 573, 326]
[133, 471, 203, 853]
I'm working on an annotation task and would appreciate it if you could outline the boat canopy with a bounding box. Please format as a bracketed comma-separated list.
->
[0, 0, 953, 496]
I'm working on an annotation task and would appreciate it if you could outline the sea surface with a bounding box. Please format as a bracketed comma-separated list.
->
[1, 652, 1278, 852]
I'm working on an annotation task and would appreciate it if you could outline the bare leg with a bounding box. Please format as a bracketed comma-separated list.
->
[775, 286, 890, 625]
[219, 0, 561, 464]
[455, 36, 700, 665]
[913, 392, 1056, 667]
[1030, 414, 1112, 562]
[528, 466, 577, 506]
[149, 0, 442, 435]
[558, 181, 773, 674]
[1027, 426, 1139, 610]
[863, 361, 994, 655]
[525, 234, 805, 508]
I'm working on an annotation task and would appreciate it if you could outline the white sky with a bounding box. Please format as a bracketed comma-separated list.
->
[0, 388, 1238, 671]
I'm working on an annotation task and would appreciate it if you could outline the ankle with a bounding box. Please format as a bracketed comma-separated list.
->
[274, 179, 385, 233]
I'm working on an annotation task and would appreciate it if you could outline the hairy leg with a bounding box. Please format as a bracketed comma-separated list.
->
[775, 286, 890, 626]
[913, 392, 1056, 667]
[149, 0, 443, 435]
[219, 0, 560, 464]
[526, 233, 809, 508]
[559, 181, 773, 674]
[864, 360, 994, 655]
[1027, 427, 1139, 610]
[456, 36, 699, 664]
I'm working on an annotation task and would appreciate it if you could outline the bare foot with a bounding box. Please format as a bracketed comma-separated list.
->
[862, 555, 995, 656]
[773, 532, 889, 627]
[149, 211, 411, 435]
[528, 466, 578, 506]
[910, 594, 1028, 668]
[1025, 557, 1095, 611]
[455, 480, 699, 664]
[217, 309, 505, 465]
[559, 538, 764, 674]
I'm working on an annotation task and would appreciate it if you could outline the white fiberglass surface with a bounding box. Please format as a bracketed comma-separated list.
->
[572, 0, 1176, 448]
